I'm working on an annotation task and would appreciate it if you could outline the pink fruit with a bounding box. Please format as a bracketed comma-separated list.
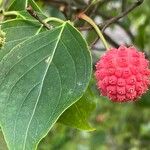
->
[95, 45, 150, 102]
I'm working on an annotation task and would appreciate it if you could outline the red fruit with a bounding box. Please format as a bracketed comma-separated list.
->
[95, 45, 150, 102]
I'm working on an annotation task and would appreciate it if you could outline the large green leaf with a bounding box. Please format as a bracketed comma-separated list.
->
[0, 21, 92, 149]
[58, 86, 96, 131]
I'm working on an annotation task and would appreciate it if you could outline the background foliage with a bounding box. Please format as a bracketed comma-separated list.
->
[0, 0, 150, 150]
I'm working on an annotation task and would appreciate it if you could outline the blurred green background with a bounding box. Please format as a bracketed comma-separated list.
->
[0, 0, 150, 149]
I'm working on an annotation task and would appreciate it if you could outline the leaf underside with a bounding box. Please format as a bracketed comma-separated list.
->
[58, 86, 96, 131]
[0, 20, 92, 150]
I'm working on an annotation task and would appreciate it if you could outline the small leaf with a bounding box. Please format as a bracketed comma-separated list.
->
[28, 0, 42, 13]
[8, 0, 42, 12]
[58, 86, 96, 131]
[8, 0, 28, 11]
[44, 5, 66, 20]
[0, 21, 92, 149]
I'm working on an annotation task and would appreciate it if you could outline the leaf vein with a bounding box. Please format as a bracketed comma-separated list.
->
[67, 28, 88, 83]
[22, 23, 66, 150]
[0, 38, 57, 86]
[12, 82, 40, 148]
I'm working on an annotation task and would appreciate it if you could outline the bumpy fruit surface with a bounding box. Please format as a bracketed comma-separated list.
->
[95, 45, 150, 102]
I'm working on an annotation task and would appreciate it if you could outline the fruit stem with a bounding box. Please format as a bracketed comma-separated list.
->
[78, 13, 109, 50]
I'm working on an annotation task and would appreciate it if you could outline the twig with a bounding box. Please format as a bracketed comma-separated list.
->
[97, 11, 134, 41]
[102, 0, 144, 32]
[77, 20, 134, 45]
[82, 0, 100, 14]
[78, 0, 144, 32]
[26, 5, 51, 30]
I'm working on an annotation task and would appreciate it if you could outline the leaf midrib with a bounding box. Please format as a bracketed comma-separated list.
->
[22, 22, 66, 150]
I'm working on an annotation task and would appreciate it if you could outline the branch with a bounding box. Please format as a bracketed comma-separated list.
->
[76, 0, 144, 50]
[102, 0, 144, 32]
[26, 5, 51, 30]
[99, 11, 134, 39]
[79, 0, 144, 31]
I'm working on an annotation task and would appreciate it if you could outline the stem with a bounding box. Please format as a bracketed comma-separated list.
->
[78, 13, 109, 50]
[43, 17, 64, 24]
[26, 5, 51, 30]
[26, 5, 64, 30]
[2, 11, 26, 20]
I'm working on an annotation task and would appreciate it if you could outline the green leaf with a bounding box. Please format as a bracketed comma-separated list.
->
[8, 0, 27, 11]
[1, 19, 41, 41]
[0, 131, 7, 150]
[0, 19, 42, 60]
[28, 0, 42, 13]
[8, 0, 42, 12]
[86, 30, 97, 45]
[58, 87, 96, 131]
[43, 5, 66, 20]
[0, 21, 92, 149]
